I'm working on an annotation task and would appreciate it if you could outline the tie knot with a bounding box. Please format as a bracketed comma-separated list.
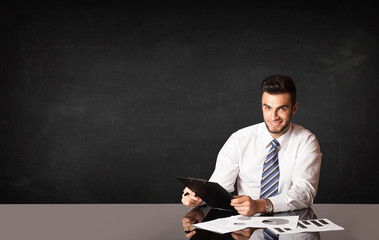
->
[271, 139, 280, 148]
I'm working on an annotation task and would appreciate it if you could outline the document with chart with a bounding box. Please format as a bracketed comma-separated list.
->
[192, 215, 343, 234]
[192, 215, 299, 234]
[269, 218, 344, 234]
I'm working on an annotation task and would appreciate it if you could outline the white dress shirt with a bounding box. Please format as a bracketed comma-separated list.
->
[209, 122, 322, 212]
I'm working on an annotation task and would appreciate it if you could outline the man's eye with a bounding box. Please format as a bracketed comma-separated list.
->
[280, 107, 287, 111]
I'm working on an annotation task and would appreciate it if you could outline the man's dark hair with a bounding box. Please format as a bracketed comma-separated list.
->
[261, 74, 297, 107]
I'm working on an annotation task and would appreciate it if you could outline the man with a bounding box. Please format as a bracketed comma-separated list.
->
[181, 74, 322, 216]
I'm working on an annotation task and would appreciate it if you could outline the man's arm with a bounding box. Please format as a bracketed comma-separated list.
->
[270, 133, 322, 212]
[208, 134, 240, 192]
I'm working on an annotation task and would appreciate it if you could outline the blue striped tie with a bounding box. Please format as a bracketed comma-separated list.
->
[261, 139, 280, 240]
[260, 139, 280, 198]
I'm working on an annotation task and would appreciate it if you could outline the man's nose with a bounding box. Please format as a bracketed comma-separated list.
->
[271, 110, 279, 119]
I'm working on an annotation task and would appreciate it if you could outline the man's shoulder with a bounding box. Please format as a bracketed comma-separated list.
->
[232, 122, 265, 138]
[291, 123, 318, 140]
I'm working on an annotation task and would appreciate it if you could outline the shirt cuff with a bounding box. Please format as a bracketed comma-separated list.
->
[268, 195, 289, 213]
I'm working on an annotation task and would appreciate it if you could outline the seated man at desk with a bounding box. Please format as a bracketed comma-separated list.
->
[181, 74, 322, 216]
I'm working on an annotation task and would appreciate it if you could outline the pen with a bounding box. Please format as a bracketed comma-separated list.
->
[184, 192, 197, 197]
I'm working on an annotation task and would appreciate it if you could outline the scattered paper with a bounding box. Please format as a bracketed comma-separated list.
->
[269, 218, 344, 235]
[192, 217, 246, 234]
[228, 215, 299, 228]
[192, 215, 299, 234]
[192, 215, 344, 235]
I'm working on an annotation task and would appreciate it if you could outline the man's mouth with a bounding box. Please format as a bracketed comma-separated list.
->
[269, 121, 282, 127]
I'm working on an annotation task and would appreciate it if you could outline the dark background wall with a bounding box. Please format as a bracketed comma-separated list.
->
[1, 1, 378, 203]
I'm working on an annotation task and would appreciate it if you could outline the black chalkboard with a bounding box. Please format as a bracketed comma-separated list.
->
[1, 1, 378, 203]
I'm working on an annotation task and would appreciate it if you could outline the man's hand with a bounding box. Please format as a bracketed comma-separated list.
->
[230, 195, 265, 216]
[181, 187, 203, 207]
[181, 207, 205, 238]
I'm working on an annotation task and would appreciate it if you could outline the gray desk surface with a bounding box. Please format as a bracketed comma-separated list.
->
[0, 203, 376, 239]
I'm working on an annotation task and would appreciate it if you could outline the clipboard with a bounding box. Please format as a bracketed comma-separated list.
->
[177, 176, 237, 212]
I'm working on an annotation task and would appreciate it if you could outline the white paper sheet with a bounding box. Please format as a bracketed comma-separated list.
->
[192, 215, 299, 234]
[269, 218, 344, 235]
[192, 217, 247, 234]
[228, 215, 299, 228]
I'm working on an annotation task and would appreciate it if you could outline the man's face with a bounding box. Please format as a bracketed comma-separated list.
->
[261, 92, 298, 138]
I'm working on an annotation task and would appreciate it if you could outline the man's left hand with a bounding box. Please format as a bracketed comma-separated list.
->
[230, 195, 260, 216]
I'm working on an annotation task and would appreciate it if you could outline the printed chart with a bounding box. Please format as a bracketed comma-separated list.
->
[192, 215, 299, 234]
[269, 218, 344, 234]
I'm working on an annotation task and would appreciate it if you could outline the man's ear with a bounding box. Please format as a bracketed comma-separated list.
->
[292, 102, 299, 115]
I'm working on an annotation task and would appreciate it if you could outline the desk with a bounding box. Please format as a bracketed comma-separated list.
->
[0, 204, 376, 239]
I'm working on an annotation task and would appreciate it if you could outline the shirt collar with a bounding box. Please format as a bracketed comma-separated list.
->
[262, 123, 293, 150]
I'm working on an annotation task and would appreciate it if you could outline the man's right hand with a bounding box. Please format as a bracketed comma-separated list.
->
[181, 187, 203, 207]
